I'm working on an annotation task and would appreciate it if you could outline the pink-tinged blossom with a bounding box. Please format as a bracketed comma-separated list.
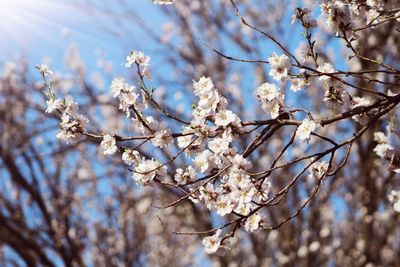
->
[199, 183, 219, 210]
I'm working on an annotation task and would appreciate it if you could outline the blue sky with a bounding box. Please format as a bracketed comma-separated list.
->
[0, 0, 165, 75]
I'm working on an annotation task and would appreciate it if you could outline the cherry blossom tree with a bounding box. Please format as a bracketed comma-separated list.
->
[1, 0, 400, 266]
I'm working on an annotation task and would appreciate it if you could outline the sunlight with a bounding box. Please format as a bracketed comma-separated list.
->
[0, 0, 77, 54]
[0, 0, 51, 46]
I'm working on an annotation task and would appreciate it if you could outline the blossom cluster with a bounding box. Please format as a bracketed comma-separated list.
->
[39, 69, 89, 142]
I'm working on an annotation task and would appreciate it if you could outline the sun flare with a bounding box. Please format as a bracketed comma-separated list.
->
[0, 0, 75, 50]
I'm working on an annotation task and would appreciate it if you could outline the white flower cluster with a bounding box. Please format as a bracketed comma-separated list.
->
[37, 65, 90, 142]
[317, 63, 350, 112]
[268, 52, 291, 82]
[100, 134, 118, 155]
[373, 132, 392, 158]
[133, 159, 166, 185]
[122, 149, 140, 165]
[55, 98, 89, 142]
[365, 0, 385, 24]
[126, 50, 151, 78]
[256, 82, 284, 119]
[195, 151, 270, 219]
[320, 0, 352, 36]
[296, 119, 318, 142]
[126, 50, 150, 68]
[110, 78, 139, 117]
[174, 166, 196, 185]
[177, 76, 241, 154]
[192, 76, 240, 126]
[45, 98, 63, 113]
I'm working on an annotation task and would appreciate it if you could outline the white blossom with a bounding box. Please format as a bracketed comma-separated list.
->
[202, 229, 222, 254]
[132, 159, 166, 185]
[110, 78, 136, 99]
[126, 50, 150, 68]
[208, 137, 230, 155]
[257, 82, 280, 101]
[118, 91, 139, 117]
[257, 82, 284, 118]
[193, 76, 214, 96]
[244, 213, 262, 232]
[268, 52, 291, 82]
[45, 98, 63, 113]
[37, 64, 53, 76]
[101, 134, 118, 155]
[174, 166, 196, 185]
[296, 119, 317, 141]
[194, 150, 214, 173]
[309, 161, 330, 182]
[374, 143, 392, 158]
[122, 149, 140, 165]
[216, 195, 234, 216]
[317, 63, 335, 81]
[373, 131, 392, 158]
[177, 128, 194, 149]
[152, 128, 173, 148]
[197, 90, 220, 116]
[215, 109, 240, 127]
[374, 132, 390, 144]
